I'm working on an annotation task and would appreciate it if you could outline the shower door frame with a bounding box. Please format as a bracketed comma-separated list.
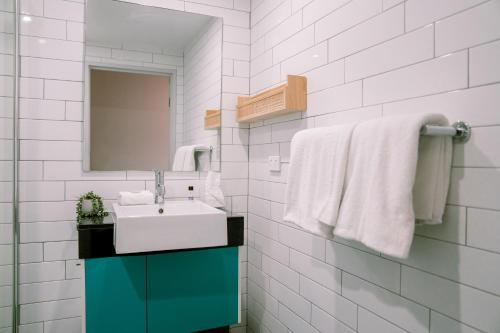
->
[11, 0, 20, 331]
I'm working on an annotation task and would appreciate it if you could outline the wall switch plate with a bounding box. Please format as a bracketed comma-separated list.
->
[268, 155, 281, 172]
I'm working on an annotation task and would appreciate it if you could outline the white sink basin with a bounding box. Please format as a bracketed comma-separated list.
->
[112, 200, 227, 254]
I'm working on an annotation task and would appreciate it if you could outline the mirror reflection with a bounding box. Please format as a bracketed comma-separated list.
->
[84, 0, 222, 172]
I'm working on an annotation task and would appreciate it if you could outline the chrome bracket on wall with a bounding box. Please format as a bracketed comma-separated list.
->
[451, 121, 472, 143]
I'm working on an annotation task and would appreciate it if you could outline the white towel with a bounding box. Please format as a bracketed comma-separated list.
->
[172, 145, 210, 171]
[334, 114, 452, 259]
[172, 146, 189, 171]
[204, 171, 225, 208]
[283, 124, 355, 237]
[413, 134, 452, 224]
[118, 190, 154, 206]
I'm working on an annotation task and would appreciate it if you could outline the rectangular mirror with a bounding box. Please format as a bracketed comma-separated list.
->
[84, 0, 222, 172]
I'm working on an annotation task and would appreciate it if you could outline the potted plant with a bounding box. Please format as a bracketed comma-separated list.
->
[76, 191, 108, 224]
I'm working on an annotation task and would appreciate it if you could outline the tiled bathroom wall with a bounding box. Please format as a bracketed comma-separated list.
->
[0, 1, 15, 331]
[183, 17, 222, 151]
[16, 0, 250, 331]
[246, 0, 500, 332]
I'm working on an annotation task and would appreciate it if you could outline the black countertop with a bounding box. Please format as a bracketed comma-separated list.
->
[77, 215, 244, 259]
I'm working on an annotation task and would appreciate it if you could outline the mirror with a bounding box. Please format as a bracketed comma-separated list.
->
[84, 0, 222, 172]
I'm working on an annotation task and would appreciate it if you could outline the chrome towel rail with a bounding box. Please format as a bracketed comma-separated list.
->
[420, 121, 471, 143]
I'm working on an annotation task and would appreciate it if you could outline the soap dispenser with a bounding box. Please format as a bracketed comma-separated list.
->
[188, 186, 194, 200]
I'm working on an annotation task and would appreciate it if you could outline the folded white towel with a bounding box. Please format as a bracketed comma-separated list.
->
[204, 171, 225, 208]
[283, 124, 355, 237]
[172, 145, 210, 172]
[334, 114, 452, 259]
[118, 190, 154, 206]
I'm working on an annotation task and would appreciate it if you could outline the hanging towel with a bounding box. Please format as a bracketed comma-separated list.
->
[204, 171, 225, 208]
[333, 114, 452, 259]
[413, 134, 452, 224]
[182, 145, 198, 172]
[172, 145, 210, 171]
[118, 190, 154, 206]
[172, 146, 189, 171]
[283, 124, 355, 237]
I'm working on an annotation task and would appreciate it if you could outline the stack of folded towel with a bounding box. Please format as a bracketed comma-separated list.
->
[118, 190, 154, 206]
[284, 114, 452, 259]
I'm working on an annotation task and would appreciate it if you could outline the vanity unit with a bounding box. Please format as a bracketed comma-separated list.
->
[78, 204, 244, 333]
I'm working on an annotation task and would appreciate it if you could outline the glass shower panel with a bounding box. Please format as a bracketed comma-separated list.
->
[0, 0, 16, 332]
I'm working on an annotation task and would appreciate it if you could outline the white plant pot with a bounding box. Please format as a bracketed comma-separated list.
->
[81, 199, 94, 214]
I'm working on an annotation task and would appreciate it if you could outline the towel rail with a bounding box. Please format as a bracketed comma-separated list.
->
[420, 121, 471, 142]
[194, 146, 213, 153]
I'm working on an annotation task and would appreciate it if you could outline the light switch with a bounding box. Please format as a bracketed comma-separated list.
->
[268, 155, 281, 172]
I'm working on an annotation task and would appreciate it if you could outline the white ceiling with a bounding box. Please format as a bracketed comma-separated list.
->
[86, 0, 214, 52]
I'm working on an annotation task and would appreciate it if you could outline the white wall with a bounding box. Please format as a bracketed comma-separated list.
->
[183, 18, 221, 146]
[247, 1, 500, 333]
[183, 17, 223, 170]
[16, 0, 250, 332]
[0, 1, 15, 332]
[85, 42, 185, 151]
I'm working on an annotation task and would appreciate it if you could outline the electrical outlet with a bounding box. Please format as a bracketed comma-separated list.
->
[268, 155, 281, 172]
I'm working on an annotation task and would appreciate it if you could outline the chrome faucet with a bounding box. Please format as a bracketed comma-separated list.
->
[154, 170, 165, 205]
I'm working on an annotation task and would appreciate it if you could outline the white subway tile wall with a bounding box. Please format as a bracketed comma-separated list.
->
[183, 18, 222, 156]
[17, 0, 250, 332]
[247, 1, 500, 333]
[0, 2, 14, 332]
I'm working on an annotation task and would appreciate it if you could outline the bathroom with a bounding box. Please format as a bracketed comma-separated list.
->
[1, 0, 500, 332]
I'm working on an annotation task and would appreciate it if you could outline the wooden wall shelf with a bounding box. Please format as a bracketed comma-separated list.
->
[204, 109, 221, 129]
[236, 75, 307, 123]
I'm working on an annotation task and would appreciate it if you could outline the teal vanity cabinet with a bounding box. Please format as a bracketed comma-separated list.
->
[85, 256, 147, 333]
[79, 216, 243, 333]
[147, 247, 238, 333]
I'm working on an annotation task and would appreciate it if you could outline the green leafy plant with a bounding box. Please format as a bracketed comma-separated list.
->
[76, 191, 108, 224]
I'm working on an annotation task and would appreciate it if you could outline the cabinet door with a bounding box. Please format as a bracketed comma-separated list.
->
[147, 247, 239, 333]
[85, 256, 147, 333]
